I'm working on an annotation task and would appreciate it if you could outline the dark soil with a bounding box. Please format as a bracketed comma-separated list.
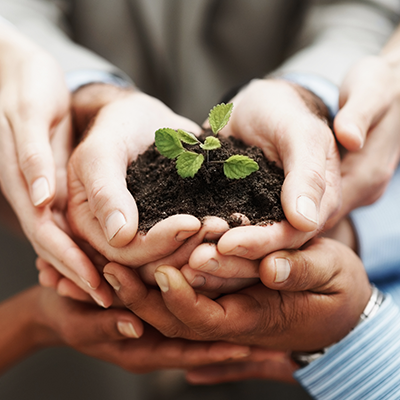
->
[126, 131, 285, 232]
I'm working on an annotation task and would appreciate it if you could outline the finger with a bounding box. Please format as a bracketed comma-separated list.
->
[118, 328, 251, 372]
[258, 237, 349, 292]
[181, 264, 259, 293]
[103, 262, 196, 338]
[187, 242, 259, 277]
[68, 134, 139, 247]
[217, 222, 315, 260]
[6, 105, 62, 207]
[69, 176, 202, 265]
[153, 265, 263, 341]
[36, 258, 63, 289]
[138, 216, 229, 285]
[78, 306, 144, 341]
[334, 57, 393, 151]
[56, 277, 93, 302]
[186, 356, 297, 385]
[279, 127, 341, 233]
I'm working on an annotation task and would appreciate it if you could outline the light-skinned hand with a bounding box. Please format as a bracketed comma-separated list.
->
[0, 24, 110, 306]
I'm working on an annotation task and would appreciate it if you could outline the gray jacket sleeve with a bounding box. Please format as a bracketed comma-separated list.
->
[0, 0, 120, 75]
[275, 0, 400, 85]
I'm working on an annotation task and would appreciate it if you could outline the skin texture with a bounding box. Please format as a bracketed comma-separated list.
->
[103, 237, 371, 353]
[0, 285, 252, 375]
[0, 23, 111, 306]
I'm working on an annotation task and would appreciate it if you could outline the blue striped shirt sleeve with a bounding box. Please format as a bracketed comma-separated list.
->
[294, 294, 400, 399]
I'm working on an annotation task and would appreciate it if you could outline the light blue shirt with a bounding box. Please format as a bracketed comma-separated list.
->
[295, 166, 400, 399]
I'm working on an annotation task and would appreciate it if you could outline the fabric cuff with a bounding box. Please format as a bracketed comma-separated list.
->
[277, 72, 339, 119]
[65, 69, 134, 92]
[294, 295, 400, 399]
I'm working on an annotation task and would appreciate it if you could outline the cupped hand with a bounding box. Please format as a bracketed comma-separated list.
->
[26, 286, 251, 374]
[0, 25, 111, 306]
[104, 237, 371, 352]
[328, 55, 400, 227]
[68, 85, 205, 263]
[220, 78, 341, 235]
[194, 79, 341, 277]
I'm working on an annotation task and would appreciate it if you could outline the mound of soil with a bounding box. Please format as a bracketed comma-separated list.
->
[126, 131, 285, 232]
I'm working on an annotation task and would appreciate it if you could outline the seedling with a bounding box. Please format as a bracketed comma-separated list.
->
[155, 103, 259, 179]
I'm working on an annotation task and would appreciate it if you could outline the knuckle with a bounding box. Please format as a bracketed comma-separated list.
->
[162, 325, 184, 339]
[18, 143, 44, 173]
[303, 166, 326, 197]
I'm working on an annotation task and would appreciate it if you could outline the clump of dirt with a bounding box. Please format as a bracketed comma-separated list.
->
[126, 131, 285, 232]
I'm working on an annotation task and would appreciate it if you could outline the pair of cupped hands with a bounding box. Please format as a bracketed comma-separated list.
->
[1, 26, 400, 383]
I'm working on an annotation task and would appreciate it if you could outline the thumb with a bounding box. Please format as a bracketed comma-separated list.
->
[68, 134, 138, 248]
[334, 58, 393, 151]
[259, 237, 346, 292]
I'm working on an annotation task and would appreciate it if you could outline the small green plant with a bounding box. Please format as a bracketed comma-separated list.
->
[155, 103, 259, 179]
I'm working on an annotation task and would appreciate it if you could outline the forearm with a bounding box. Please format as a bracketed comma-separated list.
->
[0, 0, 119, 75]
[275, 1, 399, 85]
[0, 286, 51, 374]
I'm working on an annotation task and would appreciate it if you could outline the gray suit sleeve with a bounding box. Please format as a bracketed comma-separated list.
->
[0, 0, 124, 76]
[275, 0, 400, 85]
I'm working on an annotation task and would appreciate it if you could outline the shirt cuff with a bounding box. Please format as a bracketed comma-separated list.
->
[294, 295, 400, 399]
[350, 165, 400, 281]
[277, 72, 339, 120]
[65, 69, 134, 92]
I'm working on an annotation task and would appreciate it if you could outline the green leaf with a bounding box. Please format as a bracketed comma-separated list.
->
[208, 103, 233, 135]
[155, 128, 184, 159]
[177, 129, 200, 145]
[176, 151, 204, 178]
[200, 136, 221, 150]
[224, 155, 259, 179]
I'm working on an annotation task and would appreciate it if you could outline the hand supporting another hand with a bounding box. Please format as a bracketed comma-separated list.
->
[0, 285, 251, 375]
[0, 23, 111, 306]
[329, 55, 400, 227]
[103, 237, 371, 353]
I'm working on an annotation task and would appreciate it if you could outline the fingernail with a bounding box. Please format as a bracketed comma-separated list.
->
[80, 277, 97, 290]
[190, 275, 206, 288]
[175, 230, 198, 242]
[274, 258, 291, 282]
[226, 246, 248, 256]
[296, 196, 318, 225]
[104, 273, 121, 291]
[31, 177, 50, 206]
[154, 271, 170, 293]
[117, 321, 139, 338]
[199, 258, 219, 272]
[105, 210, 126, 241]
[92, 293, 107, 308]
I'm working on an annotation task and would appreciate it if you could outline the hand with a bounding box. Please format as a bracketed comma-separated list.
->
[329, 55, 400, 227]
[103, 237, 371, 352]
[0, 24, 109, 306]
[68, 85, 204, 261]
[186, 349, 298, 385]
[196, 79, 341, 272]
[37, 217, 232, 300]
[1, 286, 251, 374]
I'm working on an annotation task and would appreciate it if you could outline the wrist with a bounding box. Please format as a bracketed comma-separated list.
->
[292, 285, 385, 368]
[71, 83, 137, 141]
